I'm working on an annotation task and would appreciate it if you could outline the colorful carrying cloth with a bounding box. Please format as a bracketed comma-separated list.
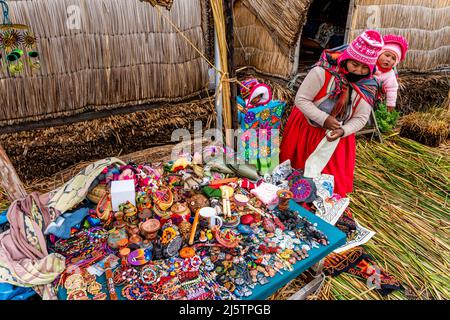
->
[0, 192, 66, 300]
[47, 157, 125, 214]
[314, 44, 381, 107]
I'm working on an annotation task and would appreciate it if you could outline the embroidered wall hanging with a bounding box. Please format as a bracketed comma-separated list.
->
[0, 0, 40, 76]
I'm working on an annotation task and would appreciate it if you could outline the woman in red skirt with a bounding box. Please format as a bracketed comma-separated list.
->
[280, 30, 384, 196]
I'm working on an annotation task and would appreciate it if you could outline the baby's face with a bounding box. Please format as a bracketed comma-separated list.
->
[378, 51, 397, 69]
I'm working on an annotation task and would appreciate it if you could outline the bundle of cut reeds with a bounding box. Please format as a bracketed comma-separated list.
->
[210, 0, 232, 132]
[0, 189, 9, 211]
[399, 107, 449, 147]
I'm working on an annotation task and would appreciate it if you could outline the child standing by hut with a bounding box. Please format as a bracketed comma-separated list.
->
[280, 30, 384, 196]
[375, 34, 409, 112]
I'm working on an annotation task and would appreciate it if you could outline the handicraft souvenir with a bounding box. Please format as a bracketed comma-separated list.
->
[234, 193, 249, 209]
[212, 226, 240, 248]
[128, 234, 144, 248]
[139, 218, 161, 241]
[170, 202, 191, 222]
[0, 1, 41, 75]
[127, 248, 152, 266]
[87, 184, 108, 204]
[178, 220, 192, 242]
[199, 206, 223, 229]
[152, 204, 171, 220]
[220, 185, 234, 218]
[222, 214, 240, 228]
[136, 192, 152, 212]
[138, 208, 153, 221]
[120, 201, 139, 225]
[240, 214, 255, 225]
[160, 222, 183, 258]
[104, 259, 118, 300]
[187, 193, 210, 213]
[287, 170, 317, 203]
[153, 186, 173, 211]
[96, 193, 114, 227]
[277, 189, 293, 211]
[107, 228, 128, 249]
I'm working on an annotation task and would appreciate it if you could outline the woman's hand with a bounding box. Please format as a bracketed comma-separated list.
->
[323, 116, 341, 130]
[326, 128, 344, 141]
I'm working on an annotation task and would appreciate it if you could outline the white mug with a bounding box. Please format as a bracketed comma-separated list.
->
[199, 207, 223, 229]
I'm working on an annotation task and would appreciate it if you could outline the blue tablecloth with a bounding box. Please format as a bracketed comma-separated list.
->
[57, 201, 346, 300]
[243, 201, 346, 300]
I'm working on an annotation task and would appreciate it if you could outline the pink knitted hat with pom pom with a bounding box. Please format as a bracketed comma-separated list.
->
[380, 34, 409, 66]
[338, 30, 384, 74]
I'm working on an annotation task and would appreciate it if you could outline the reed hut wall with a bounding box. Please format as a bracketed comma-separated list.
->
[233, 0, 312, 79]
[349, 0, 450, 72]
[0, 0, 211, 127]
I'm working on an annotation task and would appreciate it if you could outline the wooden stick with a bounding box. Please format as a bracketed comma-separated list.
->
[104, 259, 118, 300]
[224, 0, 238, 133]
[188, 208, 201, 246]
[222, 192, 228, 217]
[0, 144, 27, 202]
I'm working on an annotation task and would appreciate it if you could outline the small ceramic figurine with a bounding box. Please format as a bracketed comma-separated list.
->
[138, 208, 153, 221]
[126, 224, 140, 237]
[178, 221, 192, 242]
[120, 202, 139, 226]
[199, 230, 208, 243]
[277, 190, 293, 212]
[107, 228, 128, 249]
[262, 217, 276, 233]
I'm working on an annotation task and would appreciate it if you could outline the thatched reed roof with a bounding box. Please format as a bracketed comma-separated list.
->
[0, 0, 211, 127]
[349, 0, 450, 72]
[233, 0, 311, 79]
[242, 0, 311, 48]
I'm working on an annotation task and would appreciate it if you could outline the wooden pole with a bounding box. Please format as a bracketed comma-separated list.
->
[224, 0, 238, 158]
[344, 0, 357, 44]
[224, 0, 237, 131]
[0, 144, 27, 202]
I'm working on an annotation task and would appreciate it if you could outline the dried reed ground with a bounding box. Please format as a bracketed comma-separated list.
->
[271, 135, 449, 300]
[1, 135, 448, 300]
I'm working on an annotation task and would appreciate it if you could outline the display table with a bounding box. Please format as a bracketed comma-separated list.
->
[56, 200, 345, 300]
[244, 200, 346, 300]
